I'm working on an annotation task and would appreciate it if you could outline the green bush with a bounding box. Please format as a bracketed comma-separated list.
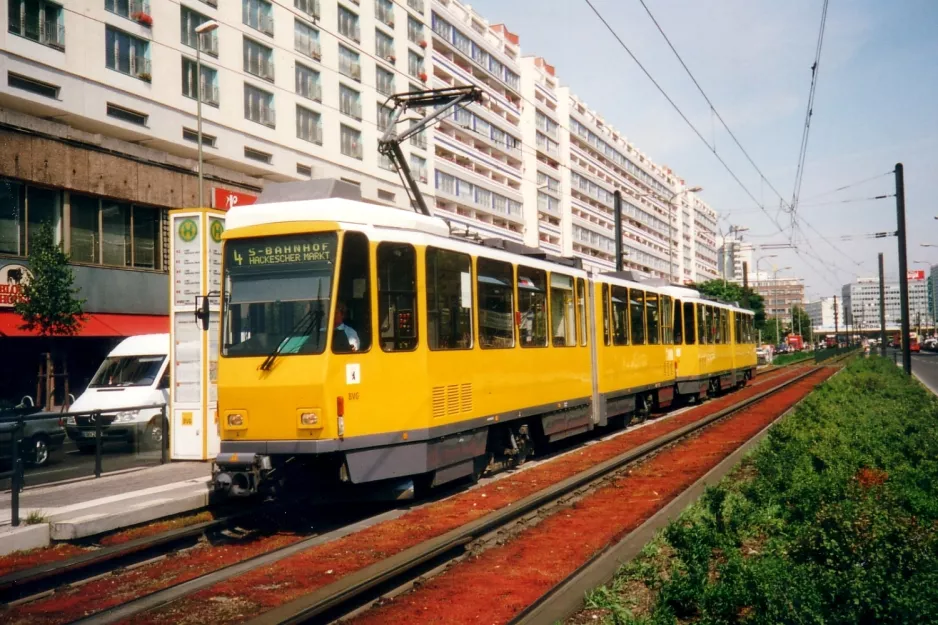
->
[592, 357, 938, 624]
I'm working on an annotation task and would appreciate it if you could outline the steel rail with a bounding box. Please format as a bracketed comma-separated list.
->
[0, 514, 237, 603]
[244, 365, 825, 625]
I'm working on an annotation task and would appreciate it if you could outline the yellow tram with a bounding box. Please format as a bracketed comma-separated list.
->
[212, 191, 756, 497]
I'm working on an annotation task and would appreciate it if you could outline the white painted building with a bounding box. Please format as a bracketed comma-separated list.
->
[1, 0, 719, 287]
[805, 297, 842, 333]
[428, 0, 525, 241]
[718, 237, 755, 284]
[841, 276, 929, 331]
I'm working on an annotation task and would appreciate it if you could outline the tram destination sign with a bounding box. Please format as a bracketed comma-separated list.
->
[226, 233, 337, 272]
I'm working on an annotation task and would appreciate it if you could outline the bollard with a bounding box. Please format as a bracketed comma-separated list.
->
[10, 417, 23, 527]
[160, 404, 169, 464]
[94, 410, 103, 478]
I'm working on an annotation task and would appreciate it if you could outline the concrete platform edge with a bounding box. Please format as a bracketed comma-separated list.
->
[0, 524, 52, 557]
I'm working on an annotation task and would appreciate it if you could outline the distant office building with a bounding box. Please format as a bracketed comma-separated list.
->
[805, 297, 842, 333]
[841, 274, 930, 331]
[717, 237, 754, 284]
[749, 276, 805, 324]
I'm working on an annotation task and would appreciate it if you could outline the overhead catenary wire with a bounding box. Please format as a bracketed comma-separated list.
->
[581, 0, 787, 237]
[798, 171, 893, 202]
[788, 0, 830, 220]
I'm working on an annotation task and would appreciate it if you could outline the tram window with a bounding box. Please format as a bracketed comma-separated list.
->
[477, 257, 514, 349]
[377, 243, 418, 352]
[734, 312, 741, 345]
[602, 283, 611, 346]
[332, 231, 372, 353]
[550, 273, 576, 347]
[630, 289, 646, 345]
[674, 299, 684, 344]
[714, 308, 722, 344]
[518, 267, 548, 348]
[682, 302, 695, 345]
[722, 309, 730, 345]
[661, 295, 672, 345]
[611, 285, 629, 346]
[426, 247, 473, 350]
[577, 278, 588, 347]
[646, 292, 660, 345]
[708, 306, 718, 344]
[697, 303, 707, 345]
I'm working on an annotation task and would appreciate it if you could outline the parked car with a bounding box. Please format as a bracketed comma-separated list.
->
[64, 334, 170, 453]
[0, 397, 67, 467]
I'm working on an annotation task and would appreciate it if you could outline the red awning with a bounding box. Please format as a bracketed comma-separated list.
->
[0, 312, 168, 338]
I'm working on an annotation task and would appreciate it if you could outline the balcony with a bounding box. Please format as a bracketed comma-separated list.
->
[130, 56, 152, 82]
[11, 15, 66, 51]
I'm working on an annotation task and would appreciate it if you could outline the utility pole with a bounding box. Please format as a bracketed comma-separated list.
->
[613, 191, 624, 272]
[834, 295, 839, 345]
[896, 163, 911, 374]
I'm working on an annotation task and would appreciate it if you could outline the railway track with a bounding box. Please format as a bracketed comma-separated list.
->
[238, 363, 840, 625]
[0, 363, 823, 625]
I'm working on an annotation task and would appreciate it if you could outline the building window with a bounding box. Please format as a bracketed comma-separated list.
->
[407, 50, 424, 78]
[297, 163, 312, 177]
[376, 102, 393, 132]
[408, 0, 424, 12]
[68, 195, 161, 270]
[410, 154, 427, 183]
[243, 0, 273, 36]
[296, 105, 322, 145]
[243, 37, 274, 82]
[295, 63, 321, 101]
[378, 150, 394, 172]
[338, 44, 361, 81]
[407, 15, 423, 44]
[181, 58, 219, 106]
[106, 102, 148, 126]
[294, 19, 320, 60]
[244, 83, 275, 127]
[376, 66, 394, 96]
[7, 72, 59, 99]
[339, 84, 362, 120]
[375, 28, 394, 61]
[295, 0, 319, 19]
[337, 5, 360, 42]
[244, 147, 272, 164]
[0, 181, 63, 257]
[375, 0, 394, 27]
[105, 0, 150, 19]
[340, 124, 362, 159]
[180, 6, 218, 56]
[426, 247, 472, 350]
[182, 128, 217, 147]
[9, 0, 65, 50]
[105, 26, 151, 81]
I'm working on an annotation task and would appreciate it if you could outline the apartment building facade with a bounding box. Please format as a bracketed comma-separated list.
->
[749, 276, 805, 324]
[717, 237, 755, 284]
[805, 297, 842, 333]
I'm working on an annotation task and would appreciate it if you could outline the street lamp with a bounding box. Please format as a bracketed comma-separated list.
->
[194, 20, 219, 208]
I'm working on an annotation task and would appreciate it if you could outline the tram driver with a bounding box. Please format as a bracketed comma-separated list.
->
[333, 301, 361, 352]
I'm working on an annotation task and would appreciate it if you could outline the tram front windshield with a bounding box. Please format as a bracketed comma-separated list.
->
[223, 233, 337, 357]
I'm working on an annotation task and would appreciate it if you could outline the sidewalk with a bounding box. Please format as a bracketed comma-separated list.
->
[0, 462, 213, 554]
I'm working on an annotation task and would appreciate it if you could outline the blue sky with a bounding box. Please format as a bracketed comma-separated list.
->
[468, 0, 938, 298]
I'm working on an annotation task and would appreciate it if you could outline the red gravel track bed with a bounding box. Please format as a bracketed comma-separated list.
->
[119, 367, 814, 625]
[348, 367, 837, 625]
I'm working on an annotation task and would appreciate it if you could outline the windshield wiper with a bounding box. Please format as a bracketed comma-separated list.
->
[258, 308, 318, 372]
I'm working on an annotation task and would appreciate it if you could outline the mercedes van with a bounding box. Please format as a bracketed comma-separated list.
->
[65, 334, 170, 452]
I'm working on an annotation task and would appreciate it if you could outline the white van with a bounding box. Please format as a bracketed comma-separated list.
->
[65, 334, 170, 452]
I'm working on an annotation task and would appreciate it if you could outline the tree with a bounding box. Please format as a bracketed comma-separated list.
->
[14, 223, 85, 408]
[693, 280, 766, 329]
[790, 305, 814, 343]
[14, 223, 85, 336]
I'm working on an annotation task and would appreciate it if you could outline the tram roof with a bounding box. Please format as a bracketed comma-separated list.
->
[225, 198, 453, 238]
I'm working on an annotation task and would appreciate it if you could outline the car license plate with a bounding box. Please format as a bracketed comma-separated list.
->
[82, 431, 97, 438]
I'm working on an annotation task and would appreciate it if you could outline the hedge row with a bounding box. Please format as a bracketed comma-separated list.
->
[585, 357, 938, 624]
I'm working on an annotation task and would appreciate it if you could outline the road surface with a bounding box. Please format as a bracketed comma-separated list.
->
[1, 441, 161, 491]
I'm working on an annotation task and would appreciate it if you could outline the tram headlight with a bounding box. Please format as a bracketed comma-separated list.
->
[227, 413, 244, 427]
[297, 409, 323, 429]
[300, 412, 319, 426]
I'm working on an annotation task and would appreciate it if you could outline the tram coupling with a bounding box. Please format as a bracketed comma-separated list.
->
[213, 452, 272, 497]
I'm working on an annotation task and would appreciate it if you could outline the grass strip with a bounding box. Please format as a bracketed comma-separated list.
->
[580, 356, 938, 625]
